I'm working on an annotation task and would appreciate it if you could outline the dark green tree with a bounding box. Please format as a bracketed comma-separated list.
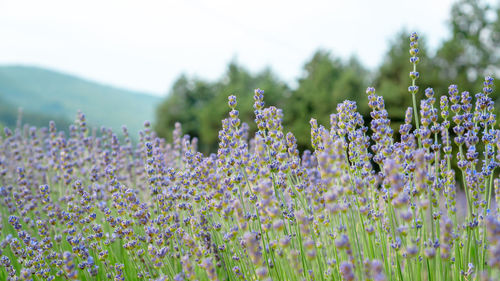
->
[154, 75, 216, 146]
[155, 62, 288, 153]
[373, 31, 441, 128]
[436, 0, 500, 92]
[198, 62, 289, 152]
[284, 50, 368, 149]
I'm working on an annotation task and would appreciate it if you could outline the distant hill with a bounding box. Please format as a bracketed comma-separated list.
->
[0, 65, 161, 136]
[0, 96, 73, 132]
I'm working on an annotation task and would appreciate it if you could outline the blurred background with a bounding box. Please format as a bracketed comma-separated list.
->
[0, 0, 499, 153]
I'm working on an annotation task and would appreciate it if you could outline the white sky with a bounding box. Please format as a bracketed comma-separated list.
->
[0, 0, 456, 97]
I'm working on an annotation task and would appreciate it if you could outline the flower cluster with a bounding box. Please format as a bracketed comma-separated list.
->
[0, 32, 499, 281]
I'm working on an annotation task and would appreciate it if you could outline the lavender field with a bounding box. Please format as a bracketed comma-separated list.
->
[0, 33, 499, 281]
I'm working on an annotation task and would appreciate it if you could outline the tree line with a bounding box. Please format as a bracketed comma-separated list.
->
[155, 0, 500, 154]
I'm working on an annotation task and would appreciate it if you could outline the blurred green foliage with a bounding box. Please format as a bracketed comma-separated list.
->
[284, 52, 368, 150]
[155, 0, 500, 153]
[155, 62, 289, 153]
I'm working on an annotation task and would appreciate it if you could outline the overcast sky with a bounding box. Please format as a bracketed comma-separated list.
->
[0, 0, 457, 96]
